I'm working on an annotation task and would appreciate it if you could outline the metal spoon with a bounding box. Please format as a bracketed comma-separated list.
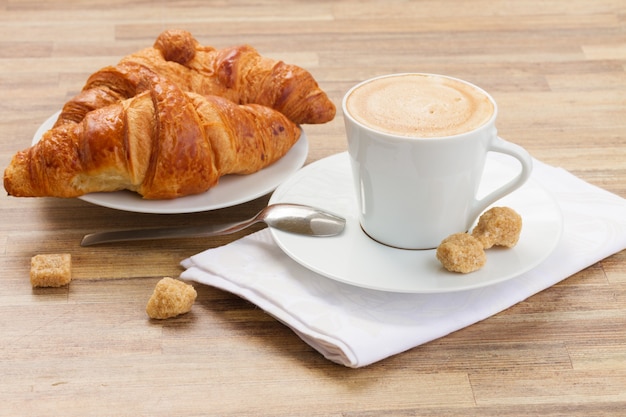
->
[80, 203, 346, 246]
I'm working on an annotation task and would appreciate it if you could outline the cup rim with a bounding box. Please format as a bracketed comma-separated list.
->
[342, 72, 498, 141]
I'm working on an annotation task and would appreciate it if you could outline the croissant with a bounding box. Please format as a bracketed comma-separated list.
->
[54, 29, 335, 128]
[4, 79, 301, 200]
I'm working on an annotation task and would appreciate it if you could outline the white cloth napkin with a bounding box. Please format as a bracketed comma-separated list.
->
[181, 158, 626, 368]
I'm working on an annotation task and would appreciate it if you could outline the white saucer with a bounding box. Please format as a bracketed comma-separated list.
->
[269, 152, 563, 293]
[33, 111, 308, 213]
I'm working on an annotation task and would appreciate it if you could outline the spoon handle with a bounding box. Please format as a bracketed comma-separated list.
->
[80, 218, 258, 246]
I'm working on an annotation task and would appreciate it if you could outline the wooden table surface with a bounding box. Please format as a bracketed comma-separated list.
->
[1, 1, 625, 415]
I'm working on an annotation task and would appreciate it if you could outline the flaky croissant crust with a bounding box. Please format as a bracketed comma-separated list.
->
[54, 29, 335, 128]
[4, 77, 301, 200]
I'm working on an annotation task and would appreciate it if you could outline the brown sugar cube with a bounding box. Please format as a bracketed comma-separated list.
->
[436, 233, 486, 274]
[146, 277, 197, 319]
[472, 206, 522, 249]
[30, 254, 72, 288]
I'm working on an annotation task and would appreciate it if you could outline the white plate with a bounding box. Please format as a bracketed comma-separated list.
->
[269, 152, 563, 293]
[33, 111, 308, 213]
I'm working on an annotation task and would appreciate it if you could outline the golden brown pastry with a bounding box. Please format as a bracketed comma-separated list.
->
[54, 29, 335, 128]
[146, 277, 197, 319]
[471, 206, 522, 249]
[4, 78, 301, 199]
[436, 233, 486, 274]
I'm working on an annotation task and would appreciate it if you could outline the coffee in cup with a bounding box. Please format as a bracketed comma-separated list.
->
[345, 73, 494, 138]
[343, 73, 532, 250]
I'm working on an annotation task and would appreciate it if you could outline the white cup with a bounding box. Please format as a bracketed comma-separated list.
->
[343, 73, 533, 249]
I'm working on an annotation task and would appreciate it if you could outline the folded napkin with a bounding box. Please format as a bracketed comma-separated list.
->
[181, 157, 626, 368]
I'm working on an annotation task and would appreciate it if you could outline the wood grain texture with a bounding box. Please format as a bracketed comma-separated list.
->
[0, 0, 624, 415]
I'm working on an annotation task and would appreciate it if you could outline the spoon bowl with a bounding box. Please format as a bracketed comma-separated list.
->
[261, 204, 347, 237]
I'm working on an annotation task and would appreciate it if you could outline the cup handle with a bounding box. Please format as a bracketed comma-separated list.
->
[468, 137, 533, 227]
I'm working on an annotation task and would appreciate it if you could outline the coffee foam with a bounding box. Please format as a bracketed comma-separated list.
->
[346, 74, 494, 138]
